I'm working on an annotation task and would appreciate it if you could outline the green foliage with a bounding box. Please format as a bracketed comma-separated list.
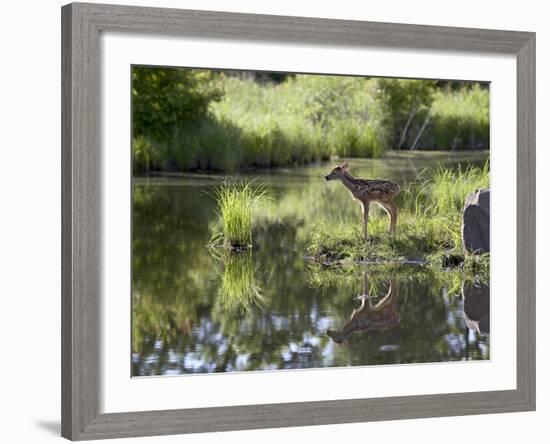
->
[132, 68, 490, 173]
[132, 66, 222, 141]
[463, 252, 490, 281]
[377, 78, 437, 118]
[208, 75, 385, 168]
[132, 73, 388, 173]
[430, 85, 490, 150]
[376, 78, 437, 149]
[374, 79, 489, 151]
[132, 135, 158, 173]
[211, 180, 269, 248]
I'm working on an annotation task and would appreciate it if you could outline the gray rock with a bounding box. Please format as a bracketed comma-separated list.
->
[462, 189, 490, 253]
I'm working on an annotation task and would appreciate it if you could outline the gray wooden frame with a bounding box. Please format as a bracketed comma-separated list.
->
[61, 2, 536, 440]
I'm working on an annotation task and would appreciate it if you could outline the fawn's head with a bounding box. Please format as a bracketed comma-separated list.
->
[326, 329, 346, 344]
[324, 161, 349, 181]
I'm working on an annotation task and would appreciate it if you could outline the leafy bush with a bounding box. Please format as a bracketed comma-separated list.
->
[132, 66, 222, 141]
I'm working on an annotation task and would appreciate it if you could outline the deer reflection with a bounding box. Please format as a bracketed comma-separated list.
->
[327, 273, 400, 344]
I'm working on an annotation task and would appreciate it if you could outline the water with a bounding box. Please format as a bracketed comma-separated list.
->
[132, 151, 490, 376]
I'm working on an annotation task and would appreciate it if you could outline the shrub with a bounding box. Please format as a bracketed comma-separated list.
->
[132, 66, 223, 141]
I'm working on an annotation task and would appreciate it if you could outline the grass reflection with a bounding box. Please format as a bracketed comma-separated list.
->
[211, 248, 267, 315]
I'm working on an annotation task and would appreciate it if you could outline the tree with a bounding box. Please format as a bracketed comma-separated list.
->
[376, 79, 436, 150]
[132, 66, 223, 141]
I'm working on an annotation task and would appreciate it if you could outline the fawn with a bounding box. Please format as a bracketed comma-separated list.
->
[324, 161, 400, 242]
[327, 274, 400, 344]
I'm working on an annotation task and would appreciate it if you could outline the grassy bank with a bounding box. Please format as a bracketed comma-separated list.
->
[305, 162, 490, 281]
[132, 70, 490, 174]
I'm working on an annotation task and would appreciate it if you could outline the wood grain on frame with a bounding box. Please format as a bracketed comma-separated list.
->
[61, 2, 536, 440]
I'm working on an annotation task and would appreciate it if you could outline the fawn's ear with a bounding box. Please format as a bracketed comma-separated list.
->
[341, 161, 349, 170]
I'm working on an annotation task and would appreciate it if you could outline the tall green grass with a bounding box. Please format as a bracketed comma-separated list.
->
[429, 85, 490, 151]
[418, 160, 490, 215]
[211, 180, 268, 249]
[212, 75, 387, 162]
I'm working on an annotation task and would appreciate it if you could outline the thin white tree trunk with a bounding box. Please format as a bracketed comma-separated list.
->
[397, 108, 417, 150]
[410, 112, 431, 151]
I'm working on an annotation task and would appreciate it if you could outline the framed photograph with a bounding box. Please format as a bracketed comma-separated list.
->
[61, 2, 535, 440]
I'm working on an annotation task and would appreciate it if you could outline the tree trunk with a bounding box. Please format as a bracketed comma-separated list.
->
[397, 107, 417, 150]
[410, 112, 431, 151]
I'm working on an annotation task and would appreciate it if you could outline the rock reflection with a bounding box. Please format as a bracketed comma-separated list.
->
[327, 273, 400, 344]
[462, 281, 490, 335]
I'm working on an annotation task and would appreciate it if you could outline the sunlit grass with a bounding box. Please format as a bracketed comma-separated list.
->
[306, 213, 450, 265]
[419, 160, 490, 215]
[430, 84, 490, 150]
[210, 75, 385, 167]
[211, 180, 269, 249]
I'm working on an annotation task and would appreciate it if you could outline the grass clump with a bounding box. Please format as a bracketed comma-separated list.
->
[211, 180, 269, 249]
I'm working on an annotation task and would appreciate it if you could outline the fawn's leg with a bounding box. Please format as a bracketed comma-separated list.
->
[362, 201, 370, 242]
[387, 201, 398, 235]
[378, 201, 394, 235]
[381, 201, 398, 235]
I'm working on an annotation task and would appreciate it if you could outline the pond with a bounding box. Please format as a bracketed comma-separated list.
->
[132, 151, 490, 376]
